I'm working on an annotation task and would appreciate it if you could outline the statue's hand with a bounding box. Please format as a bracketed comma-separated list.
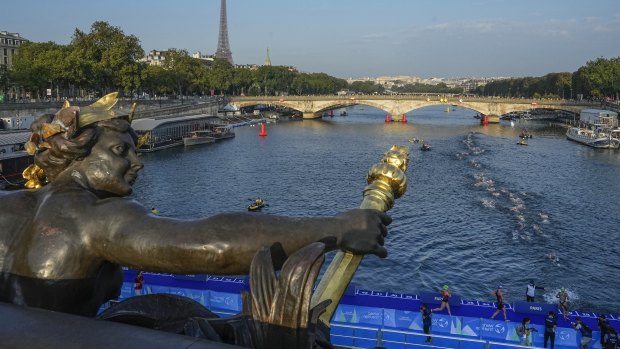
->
[336, 209, 391, 258]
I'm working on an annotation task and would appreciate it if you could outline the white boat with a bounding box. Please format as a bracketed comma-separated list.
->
[566, 109, 620, 149]
[183, 130, 216, 146]
[566, 126, 620, 149]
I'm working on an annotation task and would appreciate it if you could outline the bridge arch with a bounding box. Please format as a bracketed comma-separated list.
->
[230, 96, 592, 121]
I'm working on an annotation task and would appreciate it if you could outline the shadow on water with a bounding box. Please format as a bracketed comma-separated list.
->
[133, 104, 620, 313]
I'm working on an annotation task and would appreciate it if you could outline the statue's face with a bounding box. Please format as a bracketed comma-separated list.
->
[73, 128, 143, 196]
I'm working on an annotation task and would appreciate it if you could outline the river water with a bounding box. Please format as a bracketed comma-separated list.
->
[132, 105, 620, 314]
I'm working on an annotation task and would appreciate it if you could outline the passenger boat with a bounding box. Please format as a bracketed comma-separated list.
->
[132, 114, 221, 153]
[566, 109, 620, 149]
[566, 126, 620, 149]
[183, 130, 216, 147]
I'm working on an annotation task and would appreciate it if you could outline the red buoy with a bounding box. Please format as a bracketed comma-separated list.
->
[481, 114, 488, 126]
[401, 114, 407, 123]
[385, 114, 391, 123]
[259, 123, 267, 137]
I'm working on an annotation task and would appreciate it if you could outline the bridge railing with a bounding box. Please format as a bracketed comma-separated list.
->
[330, 323, 549, 349]
[230, 95, 598, 106]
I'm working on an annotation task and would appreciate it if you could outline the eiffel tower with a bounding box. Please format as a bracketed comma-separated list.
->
[214, 0, 233, 65]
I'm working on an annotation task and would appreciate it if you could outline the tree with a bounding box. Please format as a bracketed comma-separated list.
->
[231, 67, 253, 96]
[0, 64, 10, 96]
[209, 58, 234, 94]
[350, 81, 384, 94]
[69, 21, 145, 95]
[10, 41, 67, 99]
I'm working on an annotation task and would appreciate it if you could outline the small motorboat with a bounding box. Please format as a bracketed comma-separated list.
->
[421, 143, 432, 151]
[517, 138, 528, 146]
[340, 111, 348, 116]
[248, 197, 266, 211]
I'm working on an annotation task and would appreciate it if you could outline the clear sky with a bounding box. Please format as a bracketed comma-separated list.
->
[2, 0, 619, 79]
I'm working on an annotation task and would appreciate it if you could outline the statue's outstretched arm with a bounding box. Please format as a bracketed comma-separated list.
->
[88, 199, 388, 275]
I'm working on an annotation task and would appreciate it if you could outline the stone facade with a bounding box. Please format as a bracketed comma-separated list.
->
[0, 31, 28, 68]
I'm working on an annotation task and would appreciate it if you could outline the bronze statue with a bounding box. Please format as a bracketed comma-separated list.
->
[0, 93, 390, 318]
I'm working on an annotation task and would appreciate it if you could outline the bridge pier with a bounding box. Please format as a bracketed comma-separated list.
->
[303, 112, 320, 119]
[391, 113, 404, 122]
[487, 115, 500, 123]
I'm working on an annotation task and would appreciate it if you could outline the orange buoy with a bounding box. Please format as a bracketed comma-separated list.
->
[402, 114, 407, 123]
[481, 114, 488, 126]
[385, 114, 391, 123]
[259, 123, 267, 137]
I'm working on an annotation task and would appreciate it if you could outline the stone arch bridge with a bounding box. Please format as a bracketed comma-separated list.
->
[230, 95, 593, 122]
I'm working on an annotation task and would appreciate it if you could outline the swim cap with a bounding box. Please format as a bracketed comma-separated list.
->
[561, 287, 566, 292]
[443, 285, 449, 290]
[498, 285, 503, 289]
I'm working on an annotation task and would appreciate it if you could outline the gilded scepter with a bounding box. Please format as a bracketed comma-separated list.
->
[311, 145, 410, 329]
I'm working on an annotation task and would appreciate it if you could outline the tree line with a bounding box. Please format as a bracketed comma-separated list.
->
[1, 21, 619, 101]
[475, 57, 620, 100]
[1, 21, 350, 100]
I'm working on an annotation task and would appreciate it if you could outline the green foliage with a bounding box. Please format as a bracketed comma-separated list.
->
[572, 57, 620, 98]
[349, 81, 385, 94]
[8, 20, 617, 100]
[291, 73, 347, 95]
[391, 82, 462, 94]
[476, 72, 573, 98]
[0, 64, 10, 94]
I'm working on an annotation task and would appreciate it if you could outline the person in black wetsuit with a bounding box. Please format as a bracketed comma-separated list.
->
[544, 310, 557, 349]
[420, 303, 432, 343]
[490, 285, 508, 321]
[605, 328, 618, 349]
[599, 315, 611, 347]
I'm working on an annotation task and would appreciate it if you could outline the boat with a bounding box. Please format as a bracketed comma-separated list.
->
[210, 125, 236, 140]
[247, 197, 265, 211]
[421, 143, 431, 151]
[340, 111, 348, 116]
[566, 126, 620, 149]
[565, 109, 620, 149]
[0, 130, 34, 189]
[183, 130, 216, 147]
[517, 138, 528, 146]
[519, 130, 533, 139]
[132, 114, 220, 153]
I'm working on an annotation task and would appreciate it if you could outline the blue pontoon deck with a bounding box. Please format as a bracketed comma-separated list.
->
[110, 269, 619, 349]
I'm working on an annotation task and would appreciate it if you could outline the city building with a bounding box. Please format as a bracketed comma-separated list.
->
[0, 31, 28, 68]
[192, 51, 215, 63]
[140, 50, 168, 67]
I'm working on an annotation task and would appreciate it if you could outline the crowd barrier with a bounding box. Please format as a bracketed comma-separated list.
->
[110, 269, 618, 349]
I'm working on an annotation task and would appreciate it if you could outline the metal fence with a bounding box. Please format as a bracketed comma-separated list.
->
[330, 323, 546, 349]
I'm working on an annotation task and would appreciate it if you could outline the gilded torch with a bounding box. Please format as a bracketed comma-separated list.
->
[311, 145, 410, 328]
